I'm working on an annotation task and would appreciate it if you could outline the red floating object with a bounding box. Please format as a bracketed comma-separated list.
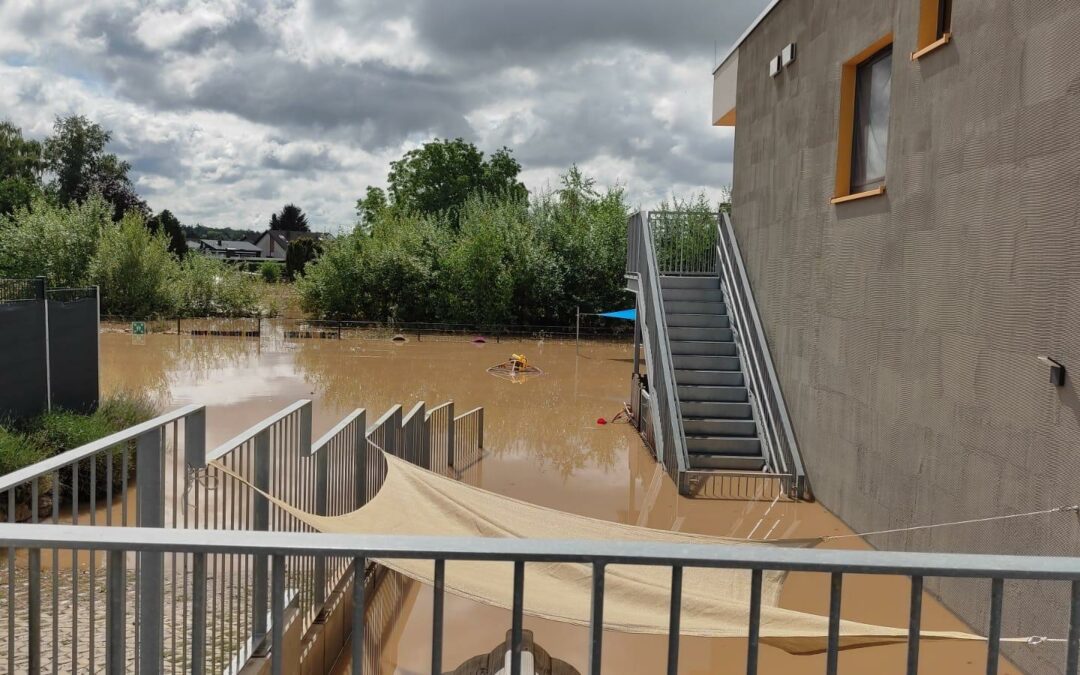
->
[597, 418, 607, 425]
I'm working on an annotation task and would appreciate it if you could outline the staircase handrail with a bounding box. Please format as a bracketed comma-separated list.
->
[716, 212, 808, 498]
[627, 211, 689, 487]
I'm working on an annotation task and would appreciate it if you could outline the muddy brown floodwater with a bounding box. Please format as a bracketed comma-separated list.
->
[99, 331, 1019, 674]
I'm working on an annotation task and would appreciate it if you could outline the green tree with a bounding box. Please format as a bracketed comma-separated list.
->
[381, 138, 526, 226]
[285, 237, 321, 280]
[147, 209, 188, 258]
[174, 255, 259, 317]
[0, 121, 44, 215]
[269, 203, 309, 232]
[42, 115, 147, 221]
[0, 194, 111, 287]
[90, 212, 178, 316]
[355, 186, 387, 229]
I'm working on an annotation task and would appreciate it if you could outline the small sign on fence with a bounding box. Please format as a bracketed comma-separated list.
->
[132, 321, 146, 335]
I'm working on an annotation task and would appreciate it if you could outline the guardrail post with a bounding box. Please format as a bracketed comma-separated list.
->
[386, 407, 402, 458]
[106, 549, 126, 675]
[446, 402, 455, 468]
[477, 408, 484, 450]
[136, 428, 164, 674]
[313, 441, 329, 617]
[184, 409, 207, 673]
[252, 428, 271, 655]
[354, 411, 368, 507]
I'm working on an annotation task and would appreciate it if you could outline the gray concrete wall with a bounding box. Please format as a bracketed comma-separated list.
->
[729, 1, 1080, 672]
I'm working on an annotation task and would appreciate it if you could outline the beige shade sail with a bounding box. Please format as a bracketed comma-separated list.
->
[213, 453, 991, 655]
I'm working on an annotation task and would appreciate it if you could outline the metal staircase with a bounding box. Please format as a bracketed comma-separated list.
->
[626, 211, 809, 499]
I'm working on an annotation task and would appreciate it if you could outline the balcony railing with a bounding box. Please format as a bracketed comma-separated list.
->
[2, 523, 1079, 675]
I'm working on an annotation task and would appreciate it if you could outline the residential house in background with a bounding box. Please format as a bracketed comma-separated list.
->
[711, 1, 1080, 672]
[253, 230, 326, 260]
[189, 238, 263, 259]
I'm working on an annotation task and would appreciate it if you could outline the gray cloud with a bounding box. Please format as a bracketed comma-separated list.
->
[0, 0, 763, 228]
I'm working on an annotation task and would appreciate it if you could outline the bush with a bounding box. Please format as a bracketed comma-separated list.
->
[0, 194, 111, 287]
[259, 261, 282, 283]
[174, 254, 259, 317]
[90, 211, 178, 316]
[299, 166, 634, 327]
[285, 237, 320, 280]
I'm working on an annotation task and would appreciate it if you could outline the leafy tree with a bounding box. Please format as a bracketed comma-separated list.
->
[0, 194, 111, 287]
[0, 121, 44, 215]
[355, 186, 387, 229]
[173, 254, 259, 317]
[269, 203, 309, 232]
[89, 212, 177, 317]
[42, 115, 148, 221]
[285, 237, 321, 280]
[379, 138, 526, 226]
[147, 209, 188, 258]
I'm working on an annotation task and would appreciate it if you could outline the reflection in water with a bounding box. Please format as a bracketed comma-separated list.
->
[100, 333, 1019, 674]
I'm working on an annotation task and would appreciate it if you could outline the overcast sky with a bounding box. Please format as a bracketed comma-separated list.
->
[0, 0, 765, 232]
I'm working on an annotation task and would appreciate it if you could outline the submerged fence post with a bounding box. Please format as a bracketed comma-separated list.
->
[252, 428, 271, 655]
[136, 428, 165, 674]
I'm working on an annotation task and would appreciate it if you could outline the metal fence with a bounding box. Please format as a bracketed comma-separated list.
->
[0, 399, 484, 673]
[717, 212, 808, 499]
[0, 277, 43, 303]
[626, 212, 690, 492]
[4, 523, 1080, 675]
[648, 211, 719, 276]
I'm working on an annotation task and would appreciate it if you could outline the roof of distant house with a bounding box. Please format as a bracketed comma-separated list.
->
[256, 229, 327, 248]
[199, 239, 262, 252]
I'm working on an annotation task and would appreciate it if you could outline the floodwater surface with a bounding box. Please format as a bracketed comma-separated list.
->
[99, 331, 1020, 674]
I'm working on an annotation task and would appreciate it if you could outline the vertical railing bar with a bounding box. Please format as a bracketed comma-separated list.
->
[907, 575, 923, 675]
[351, 558, 366, 675]
[589, 562, 606, 675]
[986, 578, 1004, 675]
[106, 548, 126, 675]
[6, 490, 14, 675]
[70, 460, 79, 675]
[511, 560, 525, 675]
[667, 565, 683, 675]
[28, 477, 41, 673]
[191, 551, 207, 675]
[432, 559, 446, 674]
[826, 572, 843, 675]
[1066, 579, 1080, 675]
[271, 555, 285, 675]
[51, 468, 59, 674]
[746, 568, 763, 675]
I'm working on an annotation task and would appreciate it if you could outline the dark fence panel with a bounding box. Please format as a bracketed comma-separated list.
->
[0, 300, 49, 419]
[46, 295, 99, 413]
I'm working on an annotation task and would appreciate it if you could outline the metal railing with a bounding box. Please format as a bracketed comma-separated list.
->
[0, 277, 44, 303]
[0, 404, 206, 674]
[626, 212, 690, 492]
[649, 211, 719, 276]
[717, 212, 809, 499]
[0, 399, 484, 673]
[4, 524, 1080, 675]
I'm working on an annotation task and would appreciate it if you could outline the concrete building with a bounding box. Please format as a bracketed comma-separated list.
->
[713, 1, 1080, 671]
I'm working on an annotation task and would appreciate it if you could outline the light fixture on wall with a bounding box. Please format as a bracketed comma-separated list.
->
[1037, 356, 1066, 387]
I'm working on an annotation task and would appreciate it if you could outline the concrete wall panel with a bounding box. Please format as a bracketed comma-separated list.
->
[729, 1, 1080, 672]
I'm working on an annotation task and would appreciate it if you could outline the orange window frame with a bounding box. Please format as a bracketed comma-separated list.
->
[833, 34, 893, 203]
[913, 0, 952, 60]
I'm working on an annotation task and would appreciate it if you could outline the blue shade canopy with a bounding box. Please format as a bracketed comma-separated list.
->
[598, 309, 636, 321]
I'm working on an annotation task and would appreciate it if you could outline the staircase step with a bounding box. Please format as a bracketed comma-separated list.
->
[665, 300, 726, 315]
[675, 369, 744, 386]
[680, 401, 753, 419]
[687, 435, 762, 455]
[688, 454, 767, 471]
[662, 288, 725, 303]
[673, 355, 741, 371]
[683, 418, 757, 436]
[666, 313, 730, 329]
[660, 276, 720, 290]
[678, 385, 749, 402]
[668, 326, 732, 342]
[670, 341, 736, 356]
